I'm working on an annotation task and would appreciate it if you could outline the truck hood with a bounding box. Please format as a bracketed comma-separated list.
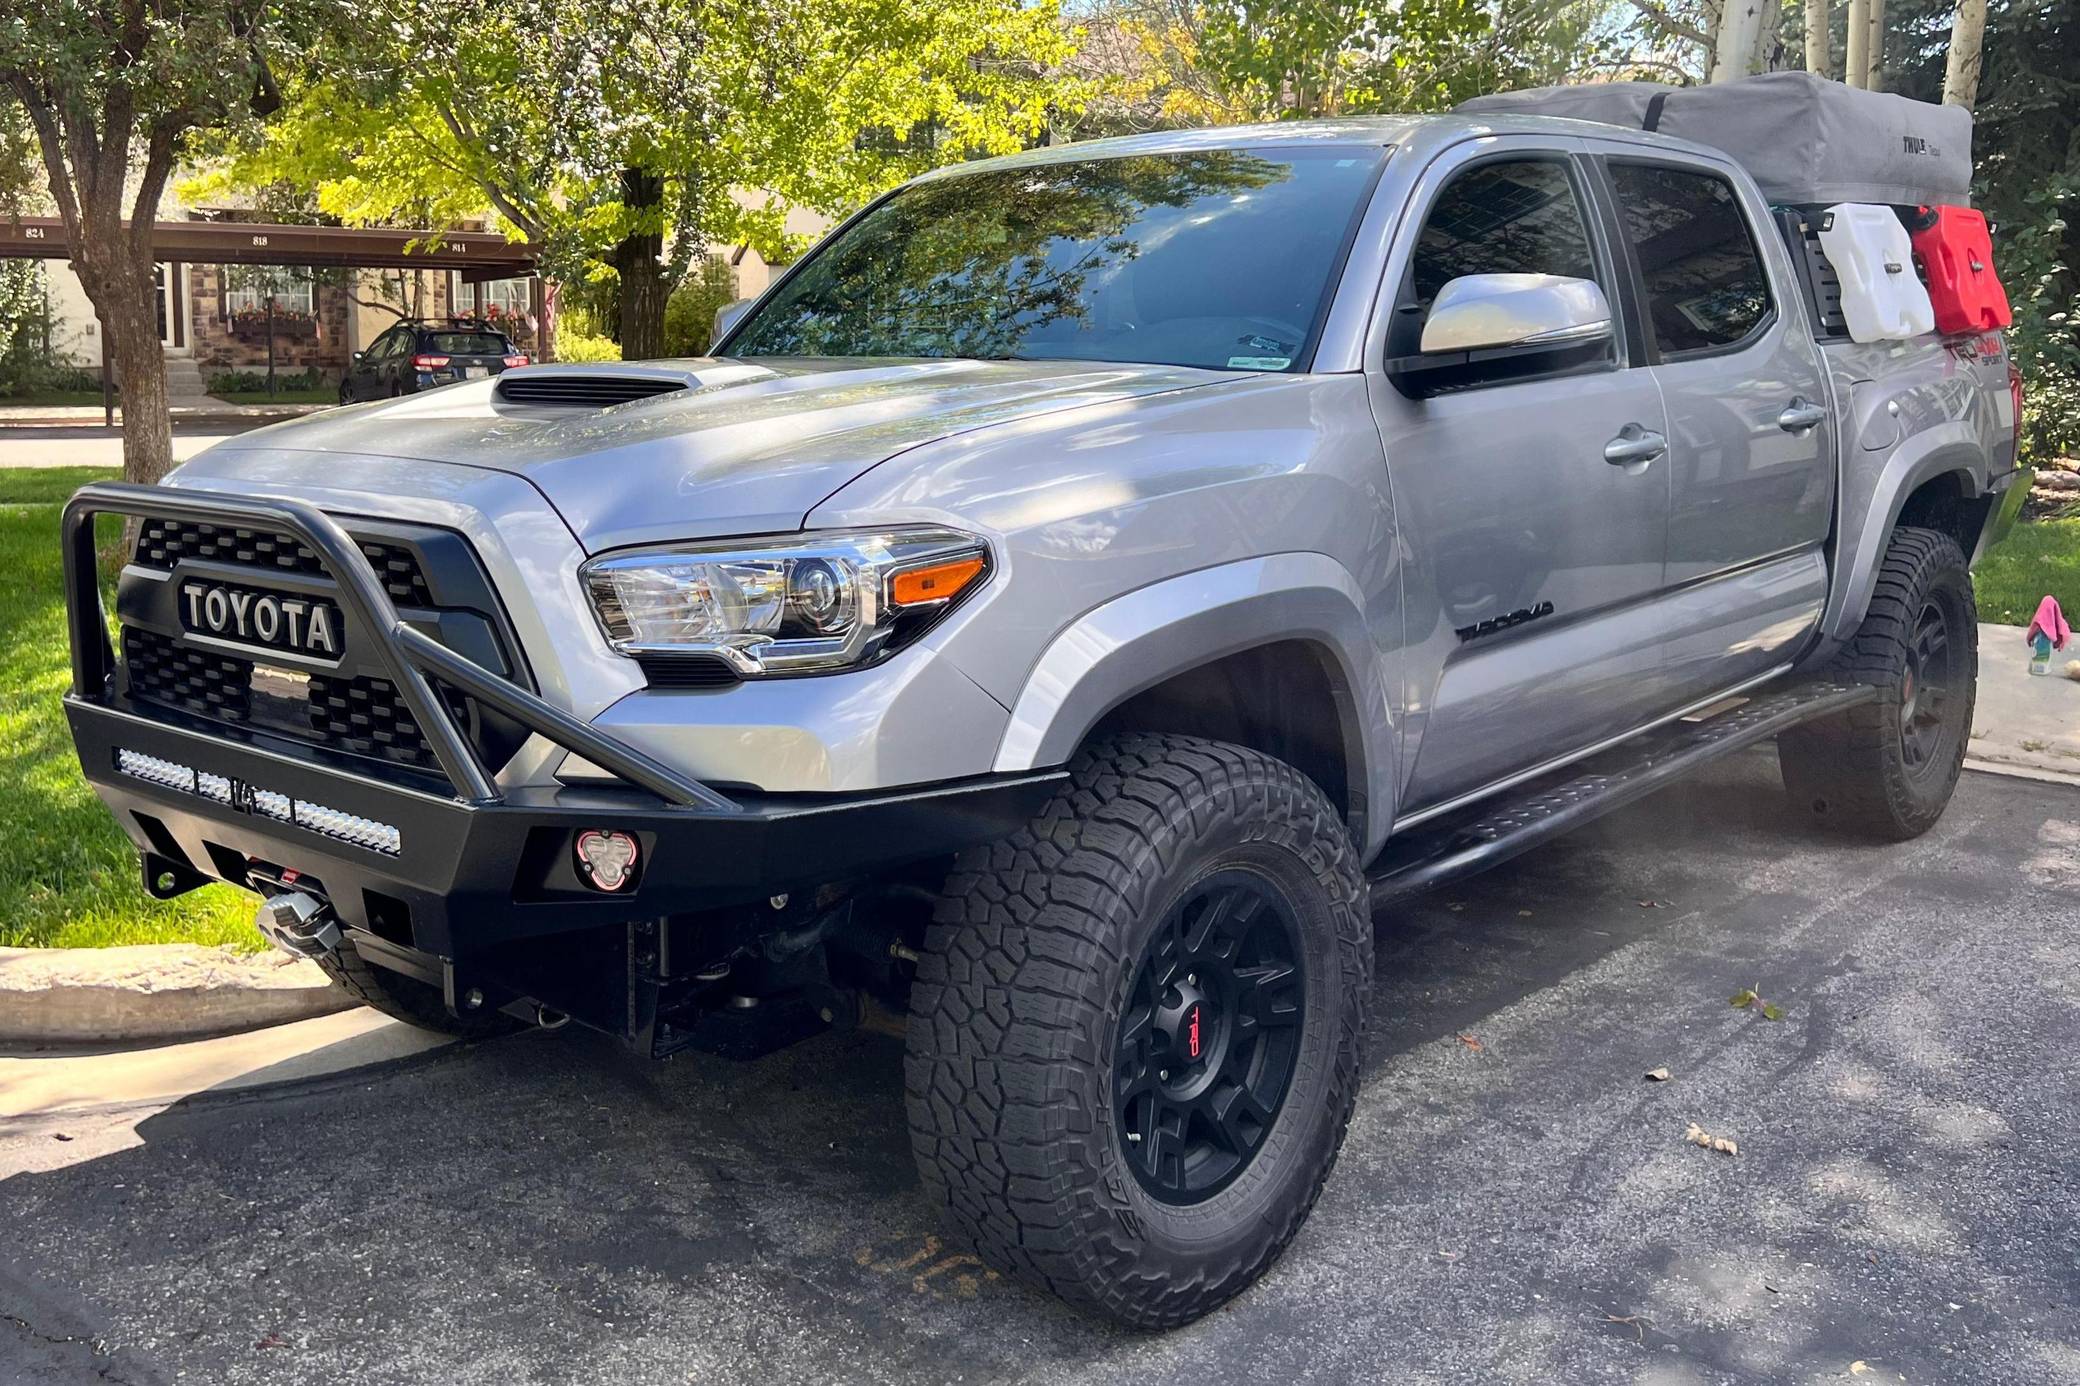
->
[197, 357, 1227, 552]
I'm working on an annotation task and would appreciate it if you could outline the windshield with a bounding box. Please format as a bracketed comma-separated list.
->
[725, 146, 1387, 373]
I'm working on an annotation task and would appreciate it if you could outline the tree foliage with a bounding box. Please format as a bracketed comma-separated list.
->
[194, 0, 1085, 358]
[1888, 0, 2078, 458]
[1064, 0, 1605, 131]
[1, 0, 325, 481]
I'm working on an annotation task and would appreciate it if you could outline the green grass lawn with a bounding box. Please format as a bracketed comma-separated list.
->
[208, 387, 336, 405]
[1974, 516, 2080, 627]
[0, 389, 108, 408]
[0, 466, 257, 949]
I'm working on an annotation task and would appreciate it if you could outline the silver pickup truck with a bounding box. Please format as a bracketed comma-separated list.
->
[62, 113, 2025, 1326]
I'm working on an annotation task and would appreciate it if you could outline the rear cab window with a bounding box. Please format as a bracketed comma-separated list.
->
[428, 332, 510, 356]
[1605, 162, 1773, 358]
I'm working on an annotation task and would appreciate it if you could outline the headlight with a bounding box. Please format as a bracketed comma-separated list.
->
[581, 528, 990, 676]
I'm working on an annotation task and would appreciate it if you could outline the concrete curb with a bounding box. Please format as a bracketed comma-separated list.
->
[0, 944, 351, 1046]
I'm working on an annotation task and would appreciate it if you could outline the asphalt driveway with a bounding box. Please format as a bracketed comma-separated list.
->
[4, 752, 2077, 1385]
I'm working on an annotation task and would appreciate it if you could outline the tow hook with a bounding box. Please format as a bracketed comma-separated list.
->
[254, 891, 342, 961]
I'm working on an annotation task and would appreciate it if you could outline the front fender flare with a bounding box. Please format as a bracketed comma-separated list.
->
[991, 552, 1396, 857]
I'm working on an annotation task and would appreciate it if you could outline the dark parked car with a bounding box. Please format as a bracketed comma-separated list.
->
[339, 320, 529, 403]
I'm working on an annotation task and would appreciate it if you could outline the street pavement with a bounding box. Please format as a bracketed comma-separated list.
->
[0, 424, 246, 470]
[4, 752, 2076, 1385]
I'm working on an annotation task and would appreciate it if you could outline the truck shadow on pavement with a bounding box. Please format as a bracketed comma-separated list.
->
[5, 753, 2079, 1384]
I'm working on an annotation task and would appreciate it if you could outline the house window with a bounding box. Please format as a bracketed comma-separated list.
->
[452, 275, 533, 326]
[222, 270, 314, 318]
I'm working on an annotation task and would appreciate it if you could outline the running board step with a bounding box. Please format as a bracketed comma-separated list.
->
[1368, 680, 1878, 904]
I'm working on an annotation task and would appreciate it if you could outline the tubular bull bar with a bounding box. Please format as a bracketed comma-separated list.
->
[60, 482, 1061, 968]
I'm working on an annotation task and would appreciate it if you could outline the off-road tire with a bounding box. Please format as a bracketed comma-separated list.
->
[1778, 526, 1977, 840]
[904, 734, 1371, 1328]
[314, 939, 522, 1040]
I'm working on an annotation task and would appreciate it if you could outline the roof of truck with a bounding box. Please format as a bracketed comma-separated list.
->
[916, 113, 1735, 182]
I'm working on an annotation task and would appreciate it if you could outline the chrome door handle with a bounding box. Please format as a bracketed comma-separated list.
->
[1603, 427, 1667, 466]
[1778, 398, 1827, 433]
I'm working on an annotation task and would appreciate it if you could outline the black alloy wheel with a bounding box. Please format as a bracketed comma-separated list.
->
[1114, 869, 1305, 1205]
[1899, 596, 1963, 778]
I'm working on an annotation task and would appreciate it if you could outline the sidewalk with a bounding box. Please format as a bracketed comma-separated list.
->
[0, 400, 332, 429]
[1970, 621, 2080, 783]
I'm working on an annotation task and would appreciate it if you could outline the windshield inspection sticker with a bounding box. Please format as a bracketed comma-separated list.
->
[1227, 355, 1291, 370]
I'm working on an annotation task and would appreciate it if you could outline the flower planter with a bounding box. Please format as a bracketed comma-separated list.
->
[229, 315, 317, 344]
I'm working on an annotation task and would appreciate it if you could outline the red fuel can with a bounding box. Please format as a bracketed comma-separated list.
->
[1912, 205, 2012, 335]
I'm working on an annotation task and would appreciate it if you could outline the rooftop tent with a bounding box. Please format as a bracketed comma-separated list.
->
[1457, 71, 1973, 209]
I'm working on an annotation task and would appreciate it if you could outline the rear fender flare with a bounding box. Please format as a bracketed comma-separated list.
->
[1819, 422, 1984, 649]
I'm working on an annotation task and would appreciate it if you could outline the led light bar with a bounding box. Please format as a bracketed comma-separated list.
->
[116, 748, 403, 856]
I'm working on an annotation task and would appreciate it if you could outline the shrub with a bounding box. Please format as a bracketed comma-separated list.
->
[662, 257, 741, 357]
[553, 320, 621, 362]
[206, 367, 324, 394]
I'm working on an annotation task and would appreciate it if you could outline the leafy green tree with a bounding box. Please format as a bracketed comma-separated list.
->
[1, 0, 320, 482]
[198, 0, 1084, 361]
[1890, 0, 2078, 459]
[1065, 0, 1601, 131]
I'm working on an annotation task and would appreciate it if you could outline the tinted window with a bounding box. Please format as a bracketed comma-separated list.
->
[428, 332, 509, 355]
[727, 148, 1387, 372]
[1409, 159, 1598, 312]
[1609, 163, 1770, 355]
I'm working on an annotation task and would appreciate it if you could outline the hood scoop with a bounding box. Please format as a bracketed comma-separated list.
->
[494, 365, 697, 410]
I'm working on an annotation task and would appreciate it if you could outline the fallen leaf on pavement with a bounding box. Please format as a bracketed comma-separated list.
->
[1730, 987, 1785, 1021]
[1685, 1121, 1738, 1156]
[1644, 1066, 1671, 1082]
[1849, 1363, 1871, 1377]
[1457, 1033, 1483, 1052]
[255, 1333, 288, 1350]
[1637, 899, 1667, 908]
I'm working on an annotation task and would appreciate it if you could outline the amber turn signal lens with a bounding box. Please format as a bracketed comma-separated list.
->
[889, 554, 985, 607]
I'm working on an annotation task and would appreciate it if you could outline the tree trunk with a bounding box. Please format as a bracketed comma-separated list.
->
[1861, 0, 1887, 88]
[95, 265, 175, 485]
[614, 168, 667, 361]
[1943, 0, 1988, 110]
[1845, 0, 1870, 85]
[1709, 0, 1771, 79]
[1805, 0, 1831, 77]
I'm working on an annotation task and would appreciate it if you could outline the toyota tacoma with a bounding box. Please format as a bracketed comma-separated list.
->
[62, 108, 2024, 1326]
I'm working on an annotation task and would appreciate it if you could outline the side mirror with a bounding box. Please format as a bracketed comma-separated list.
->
[1389, 274, 1612, 397]
[711, 298, 755, 346]
[350, 350, 364, 364]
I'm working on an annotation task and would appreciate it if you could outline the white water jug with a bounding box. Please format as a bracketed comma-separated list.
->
[1818, 204, 1936, 342]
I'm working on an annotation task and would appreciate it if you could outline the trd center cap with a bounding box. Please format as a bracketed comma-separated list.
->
[1156, 979, 1217, 1070]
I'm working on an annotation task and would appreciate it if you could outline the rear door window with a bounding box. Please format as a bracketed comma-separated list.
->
[1607, 163, 1772, 357]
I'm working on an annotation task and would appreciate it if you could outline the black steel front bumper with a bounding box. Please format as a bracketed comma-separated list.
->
[63, 484, 1061, 962]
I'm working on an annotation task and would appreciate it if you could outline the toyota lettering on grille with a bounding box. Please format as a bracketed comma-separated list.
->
[179, 580, 343, 659]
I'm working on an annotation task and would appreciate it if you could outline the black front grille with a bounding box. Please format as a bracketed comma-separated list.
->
[307, 673, 435, 767]
[134, 521, 432, 607]
[117, 516, 521, 777]
[122, 628, 251, 722]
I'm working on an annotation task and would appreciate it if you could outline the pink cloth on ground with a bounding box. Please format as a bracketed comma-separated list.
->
[2025, 595, 2072, 650]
